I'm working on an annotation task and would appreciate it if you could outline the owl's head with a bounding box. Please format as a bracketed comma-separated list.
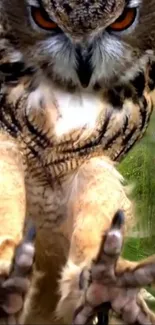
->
[1, 0, 155, 90]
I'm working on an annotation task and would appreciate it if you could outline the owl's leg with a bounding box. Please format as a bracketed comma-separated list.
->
[73, 211, 155, 325]
[0, 222, 35, 324]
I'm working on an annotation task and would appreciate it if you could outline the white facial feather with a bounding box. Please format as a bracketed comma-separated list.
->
[39, 37, 78, 84]
[27, 0, 39, 6]
[37, 33, 131, 87]
[91, 33, 127, 84]
[128, 0, 142, 7]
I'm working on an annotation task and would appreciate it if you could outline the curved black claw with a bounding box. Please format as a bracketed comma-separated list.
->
[111, 210, 125, 229]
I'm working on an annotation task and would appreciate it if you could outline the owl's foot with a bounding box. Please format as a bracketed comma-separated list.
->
[73, 211, 155, 325]
[0, 222, 35, 324]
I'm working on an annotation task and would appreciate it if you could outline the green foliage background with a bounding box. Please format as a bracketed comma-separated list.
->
[118, 112, 155, 305]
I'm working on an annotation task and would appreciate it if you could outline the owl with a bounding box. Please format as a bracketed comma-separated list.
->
[0, 0, 155, 324]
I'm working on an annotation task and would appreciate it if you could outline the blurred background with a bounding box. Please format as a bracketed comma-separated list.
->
[119, 112, 155, 307]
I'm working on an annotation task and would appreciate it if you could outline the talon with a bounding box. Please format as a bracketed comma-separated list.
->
[72, 209, 155, 325]
[75, 211, 155, 324]
[96, 303, 111, 325]
[105, 210, 124, 255]
[24, 224, 36, 243]
[111, 210, 125, 230]
[95, 210, 124, 263]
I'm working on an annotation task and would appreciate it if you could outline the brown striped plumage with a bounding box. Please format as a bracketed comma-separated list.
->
[0, 62, 154, 180]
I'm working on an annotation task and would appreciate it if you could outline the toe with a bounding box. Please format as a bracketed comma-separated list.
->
[95, 210, 124, 266]
[0, 223, 36, 317]
[11, 222, 36, 277]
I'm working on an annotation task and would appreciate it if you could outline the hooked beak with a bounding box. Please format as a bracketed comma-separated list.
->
[75, 46, 93, 88]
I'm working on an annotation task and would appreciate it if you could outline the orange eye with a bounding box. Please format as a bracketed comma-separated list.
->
[109, 8, 137, 32]
[31, 6, 58, 30]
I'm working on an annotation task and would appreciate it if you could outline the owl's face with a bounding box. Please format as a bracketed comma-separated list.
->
[1, 0, 155, 90]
